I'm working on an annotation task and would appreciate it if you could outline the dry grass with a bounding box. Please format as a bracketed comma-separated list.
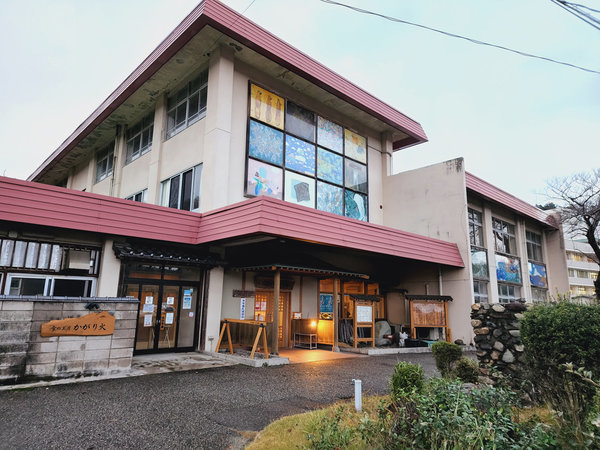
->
[246, 395, 390, 449]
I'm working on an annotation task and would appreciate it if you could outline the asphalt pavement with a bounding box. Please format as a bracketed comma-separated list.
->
[0, 353, 438, 449]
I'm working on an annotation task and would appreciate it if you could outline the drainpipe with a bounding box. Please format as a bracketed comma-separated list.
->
[271, 268, 280, 356]
[438, 266, 443, 295]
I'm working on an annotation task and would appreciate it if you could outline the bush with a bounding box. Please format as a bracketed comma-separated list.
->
[390, 362, 424, 401]
[431, 341, 462, 377]
[453, 356, 479, 383]
[521, 302, 600, 444]
[521, 302, 600, 375]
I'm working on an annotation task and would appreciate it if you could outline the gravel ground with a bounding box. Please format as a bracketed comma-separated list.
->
[0, 353, 438, 449]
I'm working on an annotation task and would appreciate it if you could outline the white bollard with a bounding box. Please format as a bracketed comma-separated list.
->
[352, 379, 362, 412]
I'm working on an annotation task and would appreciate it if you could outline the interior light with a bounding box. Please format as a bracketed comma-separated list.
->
[311, 320, 317, 328]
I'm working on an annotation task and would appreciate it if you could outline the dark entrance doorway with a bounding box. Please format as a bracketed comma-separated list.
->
[122, 263, 205, 354]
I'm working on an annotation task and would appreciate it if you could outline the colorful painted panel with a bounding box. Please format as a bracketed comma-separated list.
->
[319, 294, 333, 314]
[249, 84, 284, 130]
[495, 254, 522, 284]
[471, 249, 489, 279]
[248, 120, 284, 165]
[344, 129, 367, 163]
[317, 181, 343, 215]
[317, 148, 343, 185]
[284, 171, 315, 207]
[529, 262, 548, 288]
[246, 158, 283, 199]
[344, 159, 367, 193]
[345, 191, 367, 221]
[286, 101, 315, 142]
[285, 136, 315, 175]
[317, 116, 343, 154]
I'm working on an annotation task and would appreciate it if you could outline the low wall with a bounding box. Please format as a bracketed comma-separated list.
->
[0, 296, 138, 384]
[471, 302, 527, 385]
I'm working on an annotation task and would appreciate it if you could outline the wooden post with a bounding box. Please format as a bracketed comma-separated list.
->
[332, 277, 339, 352]
[271, 268, 280, 356]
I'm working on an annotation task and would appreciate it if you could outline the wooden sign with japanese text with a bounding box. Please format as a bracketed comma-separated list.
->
[40, 311, 115, 337]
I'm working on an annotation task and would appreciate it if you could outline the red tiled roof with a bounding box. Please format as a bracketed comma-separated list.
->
[29, 0, 426, 182]
[465, 172, 557, 228]
[0, 177, 463, 268]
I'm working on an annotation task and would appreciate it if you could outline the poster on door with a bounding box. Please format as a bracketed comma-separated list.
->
[143, 314, 153, 327]
[183, 289, 192, 310]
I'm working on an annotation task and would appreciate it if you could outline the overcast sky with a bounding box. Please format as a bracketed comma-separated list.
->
[0, 0, 597, 205]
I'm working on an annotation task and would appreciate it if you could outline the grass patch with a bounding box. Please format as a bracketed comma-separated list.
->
[247, 396, 388, 449]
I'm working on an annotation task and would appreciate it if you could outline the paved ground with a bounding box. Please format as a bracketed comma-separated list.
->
[0, 353, 438, 449]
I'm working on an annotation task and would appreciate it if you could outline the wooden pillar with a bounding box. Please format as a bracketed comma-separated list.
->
[271, 269, 280, 355]
[332, 277, 339, 352]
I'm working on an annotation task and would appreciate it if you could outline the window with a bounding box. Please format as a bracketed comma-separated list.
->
[160, 165, 202, 211]
[6, 274, 95, 296]
[126, 189, 147, 203]
[498, 283, 521, 303]
[126, 113, 153, 163]
[95, 144, 114, 183]
[493, 218, 516, 255]
[245, 83, 369, 221]
[531, 287, 547, 303]
[473, 280, 488, 303]
[526, 230, 543, 262]
[592, 272, 598, 281]
[166, 70, 208, 139]
[568, 269, 576, 277]
[468, 208, 484, 247]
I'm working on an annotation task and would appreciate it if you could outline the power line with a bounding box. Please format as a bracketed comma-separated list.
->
[551, 0, 600, 30]
[319, 0, 600, 75]
[561, 1, 600, 14]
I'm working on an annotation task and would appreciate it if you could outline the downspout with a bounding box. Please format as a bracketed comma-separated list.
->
[438, 265, 443, 295]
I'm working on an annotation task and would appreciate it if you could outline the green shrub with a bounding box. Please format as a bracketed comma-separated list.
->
[521, 302, 600, 444]
[431, 341, 462, 377]
[390, 362, 424, 401]
[453, 356, 479, 383]
[521, 302, 600, 375]
[306, 405, 353, 449]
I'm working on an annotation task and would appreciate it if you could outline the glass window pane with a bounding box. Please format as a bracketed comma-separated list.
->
[181, 170, 193, 211]
[344, 159, 367, 193]
[192, 165, 202, 211]
[10, 277, 46, 295]
[160, 181, 170, 207]
[175, 103, 187, 128]
[286, 101, 315, 142]
[169, 176, 180, 209]
[188, 92, 200, 119]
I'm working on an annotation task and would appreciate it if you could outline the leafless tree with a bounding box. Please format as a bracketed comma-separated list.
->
[548, 169, 600, 301]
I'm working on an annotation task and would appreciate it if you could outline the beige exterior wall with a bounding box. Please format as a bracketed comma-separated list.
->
[96, 238, 121, 297]
[382, 158, 473, 343]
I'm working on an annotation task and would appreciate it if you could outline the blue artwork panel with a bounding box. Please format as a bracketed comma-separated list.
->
[284, 171, 315, 208]
[529, 262, 548, 288]
[317, 116, 343, 154]
[319, 294, 333, 314]
[317, 181, 343, 216]
[285, 135, 315, 175]
[345, 190, 367, 222]
[471, 249, 488, 279]
[495, 254, 522, 284]
[317, 148, 343, 185]
[246, 158, 283, 199]
[248, 119, 284, 165]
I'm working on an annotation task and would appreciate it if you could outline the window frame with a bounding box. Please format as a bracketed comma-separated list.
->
[166, 69, 208, 139]
[525, 230, 543, 263]
[497, 283, 521, 304]
[492, 217, 517, 255]
[468, 208, 484, 247]
[125, 113, 154, 164]
[95, 143, 115, 183]
[4, 273, 96, 296]
[160, 164, 203, 212]
[125, 189, 147, 203]
[473, 280, 488, 303]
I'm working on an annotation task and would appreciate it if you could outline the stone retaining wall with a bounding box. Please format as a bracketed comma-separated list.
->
[471, 302, 527, 385]
[0, 296, 138, 384]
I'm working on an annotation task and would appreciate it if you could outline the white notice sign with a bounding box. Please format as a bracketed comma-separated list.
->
[356, 305, 373, 323]
[166, 297, 175, 305]
[165, 312, 174, 325]
[240, 298, 246, 320]
[145, 296, 154, 304]
[143, 314, 153, 327]
[142, 304, 155, 313]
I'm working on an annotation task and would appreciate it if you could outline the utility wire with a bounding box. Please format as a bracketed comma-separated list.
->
[319, 0, 600, 75]
[552, 0, 600, 30]
[561, 1, 600, 14]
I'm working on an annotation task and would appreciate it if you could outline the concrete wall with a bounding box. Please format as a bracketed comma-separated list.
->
[382, 158, 473, 344]
[0, 297, 138, 384]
